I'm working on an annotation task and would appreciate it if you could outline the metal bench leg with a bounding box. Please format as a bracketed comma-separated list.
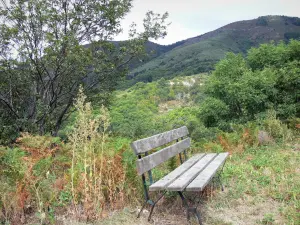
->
[178, 191, 203, 225]
[137, 201, 148, 218]
[214, 173, 224, 191]
[137, 191, 166, 221]
[148, 191, 166, 222]
[214, 161, 227, 191]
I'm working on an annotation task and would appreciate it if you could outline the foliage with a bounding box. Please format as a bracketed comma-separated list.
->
[0, 89, 140, 223]
[200, 122, 259, 155]
[110, 75, 208, 139]
[67, 87, 129, 220]
[0, 133, 68, 224]
[262, 110, 293, 142]
[120, 16, 300, 88]
[286, 117, 300, 135]
[221, 142, 300, 224]
[0, 62, 299, 224]
[0, 0, 169, 142]
[256, 16, 268, 26]
[289, 16, 300, 26]
[198, 97, 229, 128]
[110, 84, 158, 138]
[202, 40, 300, 130]
[284, 32, 300, 40]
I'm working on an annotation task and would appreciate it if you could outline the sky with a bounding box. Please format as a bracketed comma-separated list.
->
[115, 0, 300, 45]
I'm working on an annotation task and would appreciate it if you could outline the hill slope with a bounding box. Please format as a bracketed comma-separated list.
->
[120, 15, 300, 88]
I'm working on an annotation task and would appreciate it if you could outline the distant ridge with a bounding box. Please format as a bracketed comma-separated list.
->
[119, 15, 300, 88]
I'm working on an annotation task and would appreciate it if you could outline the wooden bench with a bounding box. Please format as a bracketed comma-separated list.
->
[131, 126, 229, 224]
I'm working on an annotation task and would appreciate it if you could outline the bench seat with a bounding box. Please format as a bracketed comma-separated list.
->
[149, 153, 228, 192]
[131, 126, 229, 224]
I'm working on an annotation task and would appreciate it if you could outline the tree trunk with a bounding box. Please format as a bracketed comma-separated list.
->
[52, 98, 73, 136]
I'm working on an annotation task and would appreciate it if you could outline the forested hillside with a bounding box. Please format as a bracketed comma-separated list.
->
[120, 15, 300, 88]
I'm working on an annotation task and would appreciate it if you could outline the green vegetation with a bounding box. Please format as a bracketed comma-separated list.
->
[0, 0, 168, 143]
[200, 40, 300, 131]
[206, 140, 299, 225]
[0, 5, 299, 224]
[120, 15, 300, 88]
[284, 32, 300, 40]
[110, 75, 206, 139]
[256, 16, 268, 26]
[289, 17, 300, 26]
[100, 138, 300, 225]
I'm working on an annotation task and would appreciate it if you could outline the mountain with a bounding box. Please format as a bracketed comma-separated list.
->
[119, 15, 300, 88]
[126, 40, 185, 70]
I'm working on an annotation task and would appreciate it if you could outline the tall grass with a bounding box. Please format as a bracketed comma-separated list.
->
[68, 86, 127, 220]
[0, 88, 136, 224]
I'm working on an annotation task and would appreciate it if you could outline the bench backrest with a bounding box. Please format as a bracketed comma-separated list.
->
[131, 126, 190, 175]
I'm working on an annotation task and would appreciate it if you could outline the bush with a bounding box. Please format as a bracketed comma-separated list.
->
[0, 88, 141, 224]
[0, 134, 68, 224]
[262, 111, 293, 141]
[286, 117, 300, 134]
[0, 147, 26, 223]
[198, 97, 229, 127]
[201, 41, 300, 130]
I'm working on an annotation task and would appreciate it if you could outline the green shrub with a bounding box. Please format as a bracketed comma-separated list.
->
[190, 124, 219, 142]
[263, 111, 293, 141]
[200, 41, 300, 130]
[198, 97, 229, 127]
[286, 117, 300, 134]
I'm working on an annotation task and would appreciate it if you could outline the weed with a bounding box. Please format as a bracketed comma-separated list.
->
[68, 86, 127, 220]
[263, 110, 294, 142]
[261, 213, 275, 224]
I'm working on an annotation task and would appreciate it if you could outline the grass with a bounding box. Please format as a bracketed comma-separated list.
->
[71, 139, 299, 225]
[205, 141, 300, 224]
[65, 139, 300, 225]
[1, 75, 299, 224]
[1, 128, 298, 224]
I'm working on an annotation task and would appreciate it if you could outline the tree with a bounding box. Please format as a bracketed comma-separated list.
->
[202, 41, 300, 129]
[0, 0, 168, 139]
[198, 97, 229, 127]
[256, 16, 268, 26]
[205, 53, 248, 119]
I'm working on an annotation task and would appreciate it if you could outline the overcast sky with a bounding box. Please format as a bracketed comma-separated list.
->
[115, 0, 300, 45]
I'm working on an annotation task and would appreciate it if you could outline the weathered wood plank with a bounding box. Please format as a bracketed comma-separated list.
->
[136, 138, 191, 175]
[166, 153, 217, 191]
[186, 153, 229, 191]
[149, 153, 206, 191]
[131, 126, 189, 155]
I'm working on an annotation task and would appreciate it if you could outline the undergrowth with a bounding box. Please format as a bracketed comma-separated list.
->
[212, 141, 300, 224]
[0, 88, 140, 224]
[0, 87, 299, 224]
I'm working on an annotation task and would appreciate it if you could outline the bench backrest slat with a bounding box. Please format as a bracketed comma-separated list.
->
[136, 138, 191, 175]
[131, 126, 189, 155]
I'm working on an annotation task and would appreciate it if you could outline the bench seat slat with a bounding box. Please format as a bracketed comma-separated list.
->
[131, 126, 189, 155]
[186, 153, 229, 191]
[166, 153, 217, 191]
[149, 153, 206, 191]
[136, 138, 191, 175]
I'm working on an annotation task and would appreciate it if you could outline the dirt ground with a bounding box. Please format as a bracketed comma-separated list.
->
[56, 192, 286, 225]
